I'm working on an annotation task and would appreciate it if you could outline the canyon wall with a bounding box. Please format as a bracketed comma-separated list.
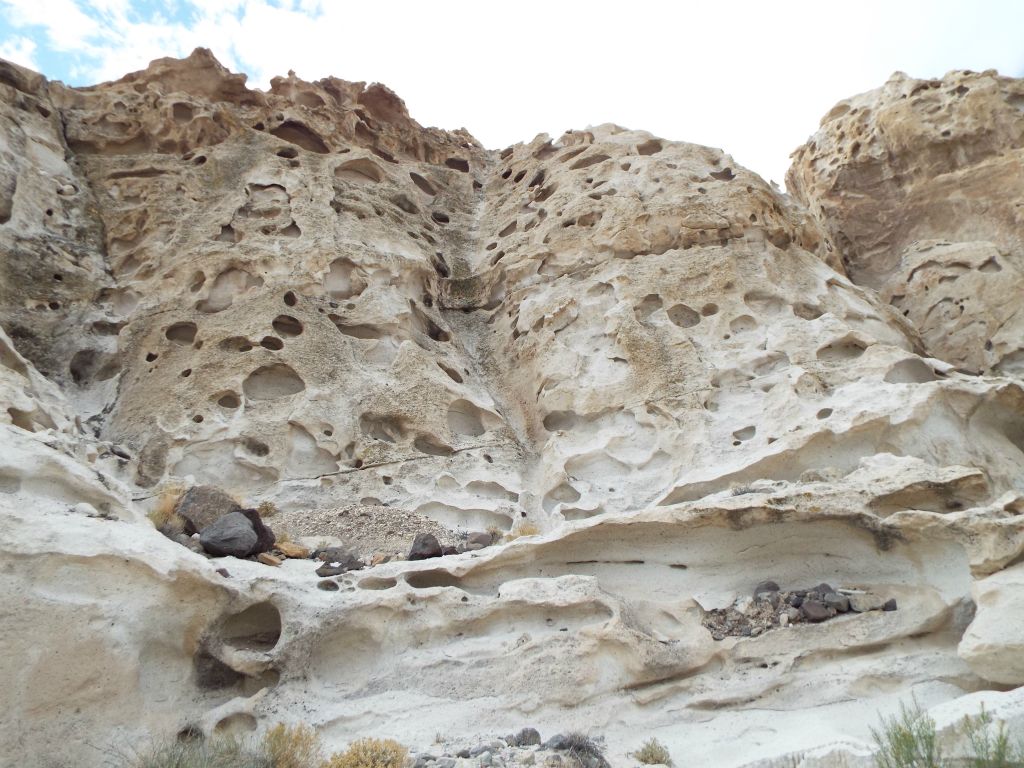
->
[2, 51, 1024, 767]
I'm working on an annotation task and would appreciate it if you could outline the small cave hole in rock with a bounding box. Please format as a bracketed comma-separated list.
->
[242, 364, 305, 400]
[817, 339, 867, 362]
[219, 336, 254, 352]
[732, 426, 756, 441]
[437, 361, 463, 383]
[283, 291, 297, 307]
[272, 315, 303, 337]
[271, 120, 329, 153]
[446, 399, 487, 437]
[817, 408, 833, 419]
[165, 322, 198, 345]
[410, 172, 437, 196]
[414, 435, 455, 456]
[667, 304, 701, 328]
[221, 602, 282, 651]
[359, 576, 398, 590]
[432, 211, 450, 224]
[335, 158, 384, 183]
[241, 437, 270, 456]
[260, 336, 284, 351]
[445, 158, 470, 172]
[216, 392, 241, 409]
[406, 570, 465, 589]
[884, 358, 938, 384]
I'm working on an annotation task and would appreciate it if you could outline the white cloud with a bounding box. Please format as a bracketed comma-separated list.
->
[2, 0, 1023, 184]
[0, 34, 37, 70]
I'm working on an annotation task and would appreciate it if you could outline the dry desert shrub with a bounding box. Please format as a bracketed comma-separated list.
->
[632, 737, 673, 766]
[262, 723, 324, 768]
[323, 738, 407, 768]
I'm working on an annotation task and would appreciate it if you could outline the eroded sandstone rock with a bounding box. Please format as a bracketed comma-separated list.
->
[2, 49, 1024, 768]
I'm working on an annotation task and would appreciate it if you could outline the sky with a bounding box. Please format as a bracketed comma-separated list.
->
[1, 0, 1023, 186]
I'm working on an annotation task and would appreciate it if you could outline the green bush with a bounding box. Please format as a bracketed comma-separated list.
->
[871, 699, 943, 768]
[872, 699, 1024, 768]
[960, 707, 1024, 768]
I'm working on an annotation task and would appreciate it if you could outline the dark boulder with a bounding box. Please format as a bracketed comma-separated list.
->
[753, 580, 780, 598]
[800, 599, 834, 623]
[238, 508, 275, 554]
[408, 532, 443, 560]
[883, 598, 898, 611]
[199, 512, 258, 557]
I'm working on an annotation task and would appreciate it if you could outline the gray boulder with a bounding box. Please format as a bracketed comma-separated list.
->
[176, 485, 241, 534]
[464, 531, 493, 551]
[199, 512, 258, 557]
[848, 592, 885, 612]
[823, 592, 850, 612]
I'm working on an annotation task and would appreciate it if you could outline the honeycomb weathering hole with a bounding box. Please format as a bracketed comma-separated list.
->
[165, 321, 197, 345]
[272, 315, 303, 337]
[221, 601, 282, 651]
[335, 158, 384, 183]
[242, 364, 305, 399]
[214, 713, 258, 736]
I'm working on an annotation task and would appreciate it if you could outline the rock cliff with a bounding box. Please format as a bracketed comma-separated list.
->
[2, 50, 1023, 767]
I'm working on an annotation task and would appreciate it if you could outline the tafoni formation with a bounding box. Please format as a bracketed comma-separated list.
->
[2, 49, 1024, 767]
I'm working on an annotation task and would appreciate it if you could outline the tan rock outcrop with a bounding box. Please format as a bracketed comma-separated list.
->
[2, 50, 1024, 767]
[788, 69, 1024, 375]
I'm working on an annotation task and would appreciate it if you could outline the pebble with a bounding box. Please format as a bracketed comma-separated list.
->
[276, 541, 310, 559]
[257, 552, 282, 567]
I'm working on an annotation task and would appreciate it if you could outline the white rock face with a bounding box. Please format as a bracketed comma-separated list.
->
[2, 50, 1024, 767]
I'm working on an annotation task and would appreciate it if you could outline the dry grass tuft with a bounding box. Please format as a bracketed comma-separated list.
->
[324, 738, 407, 768]
[632, 737, 673, 766]
[262, 723, 323, 768]
[257, 500, 279, 518]
[503, 521, 541, 542]
[148, 484, 185, 533]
